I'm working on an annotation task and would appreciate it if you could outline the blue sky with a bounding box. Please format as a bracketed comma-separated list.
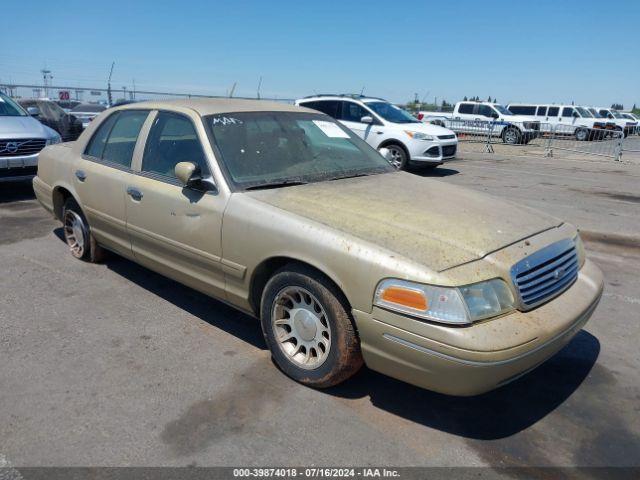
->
[2, 0, 639, 107]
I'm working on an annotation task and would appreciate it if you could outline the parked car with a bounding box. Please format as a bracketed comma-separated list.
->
[506, 103, 610, 140]
[56, 100, 81, 113]
[0, 92, 61, 182]
[620, 112, 640, 134]
[419, 101, 541, 144]
[32, 99, 603, 396]
[295, 94, 457, 169]
[18, 99, 84, 142]
[70, 103, 107, 128]
[592, 108, 637, 137]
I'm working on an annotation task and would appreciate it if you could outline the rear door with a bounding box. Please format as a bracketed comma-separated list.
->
[124, 110, 227, 298]
[74, 110, 150, 257]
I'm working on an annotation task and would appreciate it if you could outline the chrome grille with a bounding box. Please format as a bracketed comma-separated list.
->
[0, 138, 47, 157]
[438, 134, 456, 140]
[510, 238, 579, 310]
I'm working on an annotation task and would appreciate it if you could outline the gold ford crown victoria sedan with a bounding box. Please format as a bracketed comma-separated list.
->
[33, 99, 603, 396]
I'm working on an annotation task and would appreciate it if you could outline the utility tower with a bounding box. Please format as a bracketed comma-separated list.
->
[41, 68, 53, 98]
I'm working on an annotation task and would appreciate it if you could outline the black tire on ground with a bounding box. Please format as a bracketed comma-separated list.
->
[62, 198, 106, 263]
[380, 143, 408, 170]
[260, 264, 363, 388]
[575, 128, 589, 141]
[502, 127, 522, 145]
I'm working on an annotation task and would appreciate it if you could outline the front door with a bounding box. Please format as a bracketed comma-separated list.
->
[337, 101, 376, 146]
[125, 111, 227, 298]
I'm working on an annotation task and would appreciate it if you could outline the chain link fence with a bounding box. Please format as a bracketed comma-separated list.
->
[426, 119, 625, 161]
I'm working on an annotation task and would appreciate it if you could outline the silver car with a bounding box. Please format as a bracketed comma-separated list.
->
[0, 92, 61, 182]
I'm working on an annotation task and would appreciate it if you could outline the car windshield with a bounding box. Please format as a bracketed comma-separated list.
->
[576, 107, 592, 117]
[611, 110, 624, 119]
[364, 101, 419, 124]
[588, 108, 603, 118]
[493, 104, 513, 116]
[0, 93, 28, 116]
[207, 111, 395, 189]
[71, 104, 106, 113]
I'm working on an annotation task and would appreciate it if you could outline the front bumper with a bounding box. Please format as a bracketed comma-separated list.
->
[0, 153, 39, 182]
[352, 258, 603, 396]
[409, 141, 458, 163]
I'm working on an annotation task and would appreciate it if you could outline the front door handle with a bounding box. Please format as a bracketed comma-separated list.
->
[126, 187, 143, 201]
[75, 170, 87, 182]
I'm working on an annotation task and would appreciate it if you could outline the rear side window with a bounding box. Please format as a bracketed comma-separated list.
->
[548, 107, 559, 116]
[85, 113, 119, 158]
[562, 107, 575, 117]
[142, 112, 209, 179]
[458, 103, 474, 114]
[300, 100, 339, 118]
[536, 106, 547, 116]
[86, 110, 148, 168]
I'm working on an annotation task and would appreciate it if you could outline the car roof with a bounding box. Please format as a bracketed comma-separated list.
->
[114, 98, 312, 116]
[298, 94, 387, 103]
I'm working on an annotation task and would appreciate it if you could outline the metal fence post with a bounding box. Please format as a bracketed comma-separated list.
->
[483, 122, 495, 154]
[615, 133, 624, 161]
[545, 124, 554, 157]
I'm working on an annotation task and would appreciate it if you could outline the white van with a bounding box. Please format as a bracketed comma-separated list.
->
[507, 104, 609, 141]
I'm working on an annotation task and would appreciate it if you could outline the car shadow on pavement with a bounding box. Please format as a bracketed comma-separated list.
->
[326, 330, 600, 440]
[409, 166, 460, 177]
[0, 180, 35, 203]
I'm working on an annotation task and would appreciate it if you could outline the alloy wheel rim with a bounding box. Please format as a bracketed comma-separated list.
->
[63, 210, 86, 258]
[505, 130, 517, 144]
[386, 147, 404, 168]
[271, 286, 331, 369]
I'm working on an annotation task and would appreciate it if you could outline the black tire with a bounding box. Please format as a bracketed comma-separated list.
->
[260, 264, 363, 388]
[575, 128, 589, 141]
[62, 198, 106, 263]
[380, 143, 408, 170]
[502, 127, 522, 145]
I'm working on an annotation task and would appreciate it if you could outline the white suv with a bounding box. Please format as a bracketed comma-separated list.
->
[295, 95, 457, 169]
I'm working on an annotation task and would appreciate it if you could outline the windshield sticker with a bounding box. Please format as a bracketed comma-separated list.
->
[211, 116, 243, 126]
[312, 120, 350, 138]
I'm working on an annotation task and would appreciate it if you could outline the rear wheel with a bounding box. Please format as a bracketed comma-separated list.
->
[62, 198, 105, 262]
[575, 128, 589, 141]
[380, 144, 408, 170]
[260, 265, 363, 388]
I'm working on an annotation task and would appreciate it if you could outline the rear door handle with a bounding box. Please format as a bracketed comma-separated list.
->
[75, 170, 87, 182]
[126, 187, 143, 201]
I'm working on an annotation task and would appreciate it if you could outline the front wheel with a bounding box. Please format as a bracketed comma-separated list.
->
[260, 265, 363, 388]
[502, 127, 522, 145]
[379, 144, 408, 170]
[575, 128, 589, 141]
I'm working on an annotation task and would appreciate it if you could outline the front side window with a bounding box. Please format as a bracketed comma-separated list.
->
[339, 102, 370, 123]
[364, 101, 418, 124]
[206, 111, 394, 189]
[548, 107, 559, 116]
[0, 93, 27, 116]
[85, 110, 148, 168]
[576, 107, 592, 118]
[562, 107, 575, 117]
[493, 104, 513, 116]
[477, 105, 495, 117]
[142, 112, 209, 179]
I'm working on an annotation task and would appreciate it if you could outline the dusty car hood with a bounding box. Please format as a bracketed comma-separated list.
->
[246, 172, 562, 272]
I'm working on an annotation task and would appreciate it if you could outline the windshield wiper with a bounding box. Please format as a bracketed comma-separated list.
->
[245, 180, 308, 191]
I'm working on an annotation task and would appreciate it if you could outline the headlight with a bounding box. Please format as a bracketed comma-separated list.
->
[404, 131, 435, 141]
[374, 278, 515, 325]
[46, 135, 62, 145]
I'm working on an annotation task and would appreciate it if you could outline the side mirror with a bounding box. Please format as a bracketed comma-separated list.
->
[175, 161, 203, 187]
[360, 115, 373, 124]
[491, 112, 499, 119]
[378, 148, 393, 162]
[27, 106, 41, 117]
